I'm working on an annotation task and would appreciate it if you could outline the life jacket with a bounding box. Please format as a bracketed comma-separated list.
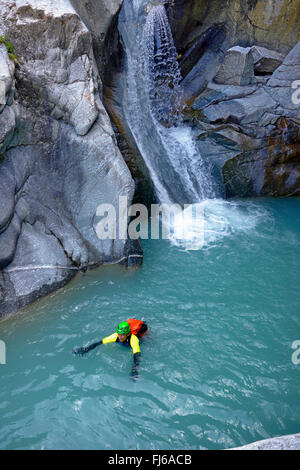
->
[126, 319, 144, 336]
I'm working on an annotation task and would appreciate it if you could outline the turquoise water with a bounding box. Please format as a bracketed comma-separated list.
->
[0, 197, 299, 450]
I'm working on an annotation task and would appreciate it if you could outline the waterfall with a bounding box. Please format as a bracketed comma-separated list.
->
[118, 0, 221, 207]
[117, 1, 265, 251]
[142, 5, 183, 127]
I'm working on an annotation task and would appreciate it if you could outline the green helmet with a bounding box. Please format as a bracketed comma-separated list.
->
[116, 321, 131, 335]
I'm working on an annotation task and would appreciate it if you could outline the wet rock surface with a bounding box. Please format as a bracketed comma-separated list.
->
[183, 40, 300, 197]
[0, 0, 142, 318]
[102, 0, 299, 202]
[230, 433, 300, 450]
[163, 0, 300, 199]
[1, 0, 299, 316]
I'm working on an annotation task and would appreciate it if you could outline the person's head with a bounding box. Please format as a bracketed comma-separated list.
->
[116, 321, 131, 342]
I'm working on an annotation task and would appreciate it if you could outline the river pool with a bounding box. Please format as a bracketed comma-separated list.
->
[0, 197, 299, 450]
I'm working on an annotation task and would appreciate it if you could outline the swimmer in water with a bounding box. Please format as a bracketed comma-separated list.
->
[73, 319, 148, 380]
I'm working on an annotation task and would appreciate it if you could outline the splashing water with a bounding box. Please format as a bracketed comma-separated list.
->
[118, 1, 263, 251]
[168, 199, 273, 251]
[119, 1, 219, 208]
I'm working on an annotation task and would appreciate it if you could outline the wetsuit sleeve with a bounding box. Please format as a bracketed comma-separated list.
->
[102, 332, 118, 344]
[72, 340, 102, 355]
[130, 334, 141, 354]
[131, 351, 141, 380]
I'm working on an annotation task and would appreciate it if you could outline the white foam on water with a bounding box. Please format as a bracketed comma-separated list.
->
[167, 199, 271, 251]
[119, 1, 269, 252]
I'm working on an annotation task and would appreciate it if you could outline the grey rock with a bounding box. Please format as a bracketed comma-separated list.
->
[268, 41, 300, 87]
[185, 39, 300, 199]
[214, 46, 256, 86]
[69, 81, 99, 136]
[202, 88, 277, 125]
[0, 104, 15, 152]
[70, 0, 124, 73]
[191, 89, 226, 111]
[0, 163, 15, 233]
[179, 24, 226, 80]
[0, 213, 21, 268]
[166, 0, 300, 111]
[222, 118, 300, 197]
[251, 45, 285, 74]
[7, 0, 100, 137]
[55, 118, 136, 264]
[3, 220, 76, 313]
[266, 41, 300, 115]
[230, 433, 300, 450]
[181, 49, 219, 104]
[168, 0, 300, 59]
[192, 82, 258, 110]
[68, 55, 89, 84]
[0, 43, 15, 106]
[0, 0, 142, 318]
[195, 132, 240, 194]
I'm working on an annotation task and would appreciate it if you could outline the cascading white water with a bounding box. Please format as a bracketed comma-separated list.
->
[142, 4, 183, 127]
[118, 1, 265, 250]
[119, 0, 220, 206]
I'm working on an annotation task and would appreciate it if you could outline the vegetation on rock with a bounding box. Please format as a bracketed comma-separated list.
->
[0, 35, 17, 61]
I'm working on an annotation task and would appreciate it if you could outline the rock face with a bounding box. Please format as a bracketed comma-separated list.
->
[182, 38, 300, 197]
[167, 0, 300, 198]
[69, 0, 123, 76]
[100, 0, 300, 205]
[169, 0, 300, 55]
[0, 43, 15, 107]
[167, 0, 300, 103]
[230, 433, 300, 450]
[251, 45, 285, 75]
[214, 46, 256, 86]
[0, 0, 142, 318]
